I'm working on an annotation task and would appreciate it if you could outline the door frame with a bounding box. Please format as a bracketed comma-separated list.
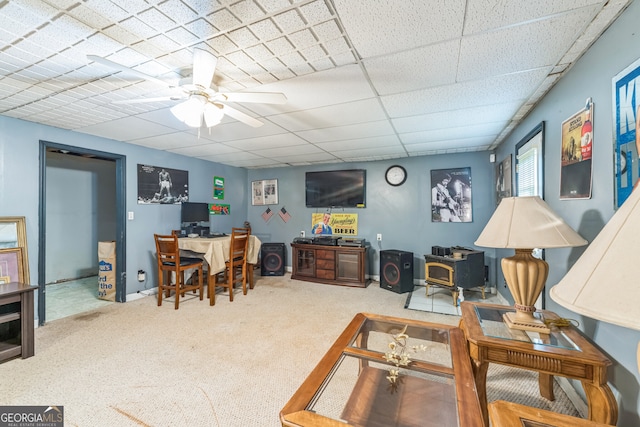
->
[38, 140, 126, 325]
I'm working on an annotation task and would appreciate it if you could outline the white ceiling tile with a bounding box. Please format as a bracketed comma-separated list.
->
[118, 16, 157, 39]
[208, 8, 242, 32]
[224, 132, 307, 150]
[175, 143, 241, 157]
[227, 27, 260, 48]
[315, 135, 401, 151]
[100, 24, 140, 46]
[392, 101, 521, 133]
[404, 135, 495, 152]
[333, 0, 465, 58]
[265, 36, 295, 56]
[255, 0, 293, 14]
[299, 0, 335, 25]
[399, 123, 502, 145]
[463, 0, 602, 34]
[458, 7, 597, 81]
[230, 0, 266, 22]
[157, 0, 200, 26]
[68, 4, 113, 29]
[77, 116, 179, 140]
[137, 7, 177, 33]
[364, 39, 459, 96]
[185, 18, 217, 39]
[165, 26, 200, 46]
[382, 69, 550, 118]
[297, 120, 395, 143]
[131, 132, 213, 150]
[268, 98, 387, 132]
[252, 143, 325, 158]
[250, 18, 282, 41]
[272, 9, 306, 34]
[84, 0, 129, 23]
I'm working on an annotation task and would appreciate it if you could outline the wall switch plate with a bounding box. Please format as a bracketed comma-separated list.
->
[128, 211, 134, 220]
[377, 233, 382, 241]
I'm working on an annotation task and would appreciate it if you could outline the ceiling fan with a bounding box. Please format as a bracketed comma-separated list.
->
[87, 48, 287, 128]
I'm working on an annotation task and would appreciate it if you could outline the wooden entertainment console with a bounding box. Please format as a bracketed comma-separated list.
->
[291, 243, 369, 287]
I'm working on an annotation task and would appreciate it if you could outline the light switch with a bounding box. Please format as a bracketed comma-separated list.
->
[128, 211, 134, 220]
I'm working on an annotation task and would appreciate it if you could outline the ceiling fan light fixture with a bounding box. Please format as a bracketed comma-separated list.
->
[203, 103, 224, 127]
[170, 95, 206, 127]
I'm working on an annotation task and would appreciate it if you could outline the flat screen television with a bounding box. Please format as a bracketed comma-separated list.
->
[181, 202, 210, 224]
[305, 169, 366, 208]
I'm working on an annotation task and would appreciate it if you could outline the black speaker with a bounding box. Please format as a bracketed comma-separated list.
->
[261, 243, 286, 276]
[380, 250, 414, 293]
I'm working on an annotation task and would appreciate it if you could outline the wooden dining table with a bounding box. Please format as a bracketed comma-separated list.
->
[178, 235, 262, 285]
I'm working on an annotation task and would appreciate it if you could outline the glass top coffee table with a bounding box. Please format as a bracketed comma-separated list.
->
[280, 312, 483, 427]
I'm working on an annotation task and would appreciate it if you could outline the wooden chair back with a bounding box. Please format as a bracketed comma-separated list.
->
[154, 233, 204, 309]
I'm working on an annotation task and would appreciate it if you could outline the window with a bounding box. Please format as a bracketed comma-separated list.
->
[516, 122, 544, 198]
[515, 122, 545, 308]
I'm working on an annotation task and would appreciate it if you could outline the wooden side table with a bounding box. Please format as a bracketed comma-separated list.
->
[489, 400, 614, 426]
[0, 282, 38, 363]
[460, 301, 617, 427]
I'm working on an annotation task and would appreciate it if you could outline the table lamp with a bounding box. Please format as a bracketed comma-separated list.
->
[551, 187, 640, 371]
[475, 196, 587, 333]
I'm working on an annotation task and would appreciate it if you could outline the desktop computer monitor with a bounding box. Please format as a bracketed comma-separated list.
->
[181, 202, 210, 225]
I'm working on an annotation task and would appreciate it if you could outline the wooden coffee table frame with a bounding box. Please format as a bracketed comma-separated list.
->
[459, 301, 617, 427]
[280, 312, 484, 427]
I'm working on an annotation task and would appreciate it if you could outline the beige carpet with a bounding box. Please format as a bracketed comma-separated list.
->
[0, 274, 579, 426]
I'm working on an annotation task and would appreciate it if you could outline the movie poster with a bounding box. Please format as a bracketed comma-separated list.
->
[612, 57, 640, 207]
[560, 99, 593, 199]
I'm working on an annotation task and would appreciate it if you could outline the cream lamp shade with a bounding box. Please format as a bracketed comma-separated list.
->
[550, 187, 640, 330]
[476, 196, 587, 333]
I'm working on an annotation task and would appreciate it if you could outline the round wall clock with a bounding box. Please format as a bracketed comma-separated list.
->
[385, 165, 407, 186]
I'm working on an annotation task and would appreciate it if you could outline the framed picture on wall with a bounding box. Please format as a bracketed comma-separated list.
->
[612, 57, 640, 207]
[430, 167, 472, 222]
[137, 164, 189, 204]
[251, 179, 278, 206]
[496, 155, 512, 206]
[0, 247, 25, 283]
[560, 98, 593, 199]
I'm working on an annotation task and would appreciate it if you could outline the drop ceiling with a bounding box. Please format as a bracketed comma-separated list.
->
[0, 0, 631, 169]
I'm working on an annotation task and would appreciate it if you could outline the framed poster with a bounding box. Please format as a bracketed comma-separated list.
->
[430, 167, 472, 222]
[137, 164, 188, 204]
[612, 57, 640, 207]
[496, 155, 512, 206]
[0, 247, 25, 283]
[251, 179, 278, 206]
[213, 176, 224, 200]
[560, 98, 593, 199]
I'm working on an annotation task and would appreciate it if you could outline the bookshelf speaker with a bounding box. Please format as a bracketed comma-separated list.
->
[261, 243, 285, 276]
[380, 250, 414, 293]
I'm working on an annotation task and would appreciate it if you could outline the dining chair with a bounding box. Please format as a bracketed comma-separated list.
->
[154, 233, 204, 309]
[211, 227, 249, 305]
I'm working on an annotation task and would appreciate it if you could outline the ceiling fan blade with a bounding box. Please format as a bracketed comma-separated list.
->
[192, 48, 217, 89]
[217, 92, 287, 104]
[87, 55, 171, 88]
[113, 96, 185, 104]
[220, 104, 264, 128]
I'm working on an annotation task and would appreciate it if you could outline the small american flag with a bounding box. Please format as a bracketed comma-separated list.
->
[261, 207, 273, 221]
[279, 207, 291, 222]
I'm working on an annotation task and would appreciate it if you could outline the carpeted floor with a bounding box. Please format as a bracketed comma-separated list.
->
[0, 274, 579, 426]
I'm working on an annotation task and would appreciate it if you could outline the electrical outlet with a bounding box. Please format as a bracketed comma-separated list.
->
[376, 233, 382, 241]
[300, 230, 305, 237]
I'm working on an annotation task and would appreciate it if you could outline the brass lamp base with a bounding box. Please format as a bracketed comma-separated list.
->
[503, 312, 550, 334]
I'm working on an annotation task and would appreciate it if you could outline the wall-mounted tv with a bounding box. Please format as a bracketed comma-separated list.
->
[181, 202, 210, 224]
[305, 169, 366, 208]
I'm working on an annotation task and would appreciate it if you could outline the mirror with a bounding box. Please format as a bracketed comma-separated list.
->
[0, 216, 30, 283]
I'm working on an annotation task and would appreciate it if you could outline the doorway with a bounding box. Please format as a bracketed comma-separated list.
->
[38, 141, 126, 325]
